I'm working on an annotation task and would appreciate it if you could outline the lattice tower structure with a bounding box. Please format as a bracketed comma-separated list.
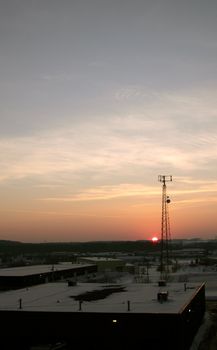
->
[158, 175, 172, 279]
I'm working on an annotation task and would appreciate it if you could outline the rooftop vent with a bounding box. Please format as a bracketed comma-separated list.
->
[158, 280, 166, 287]
[157, 291, 168, 302]
[67, 279, 77, 287]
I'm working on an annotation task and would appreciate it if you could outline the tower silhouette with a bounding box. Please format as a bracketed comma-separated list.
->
[158, 175, 172, 279]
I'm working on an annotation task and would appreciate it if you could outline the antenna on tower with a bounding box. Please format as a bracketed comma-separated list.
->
[158, 175, 172, 280]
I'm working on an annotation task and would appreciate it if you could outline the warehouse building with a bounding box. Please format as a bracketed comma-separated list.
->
[0, 281, 205, 350]
[0, 263, 97, 290]
[78, 257, 124, 272]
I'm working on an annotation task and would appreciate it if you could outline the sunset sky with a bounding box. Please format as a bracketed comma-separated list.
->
[0, 0, 217, 242]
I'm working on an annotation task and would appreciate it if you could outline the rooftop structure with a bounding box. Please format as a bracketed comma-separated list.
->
[0, 281, 205, 350]
[0, 281, 203, 313]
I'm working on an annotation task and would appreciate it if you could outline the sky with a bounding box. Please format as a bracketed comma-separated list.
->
[0, 0, 217, 242]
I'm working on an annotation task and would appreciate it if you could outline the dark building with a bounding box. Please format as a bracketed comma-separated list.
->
[0, 263, 97, 290]
[0, 281, 205, 350]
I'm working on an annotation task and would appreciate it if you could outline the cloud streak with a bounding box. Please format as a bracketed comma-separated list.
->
[41, 184, 160, 202]
[39, 179, 217, 203]
[0, 87, 216, 197]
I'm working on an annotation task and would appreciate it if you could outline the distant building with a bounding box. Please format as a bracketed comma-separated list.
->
[78, 257, 124, 272]
[0, 263, 97, 290]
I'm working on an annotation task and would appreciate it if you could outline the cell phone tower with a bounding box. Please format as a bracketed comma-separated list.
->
[158, 175, 172, 279]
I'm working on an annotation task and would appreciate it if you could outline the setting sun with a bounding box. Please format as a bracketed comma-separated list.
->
[151, 237, 159, 243]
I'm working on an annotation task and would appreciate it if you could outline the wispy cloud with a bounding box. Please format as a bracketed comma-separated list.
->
[39, 179, 217, 203]
[41, 184, 159, 202]
[173, 197, 217, 206]
[114, 85, 217, 121]
[2, 209, 121, 219]
[0, 87, 216, 188]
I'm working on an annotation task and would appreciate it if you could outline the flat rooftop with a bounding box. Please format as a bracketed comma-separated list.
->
[0, 264, 94, 277]
[0, 282, 204, 314]
[80, 257, 122, 262]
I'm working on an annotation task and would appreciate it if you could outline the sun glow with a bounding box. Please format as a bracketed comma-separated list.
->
[151, 236, 159, 243]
